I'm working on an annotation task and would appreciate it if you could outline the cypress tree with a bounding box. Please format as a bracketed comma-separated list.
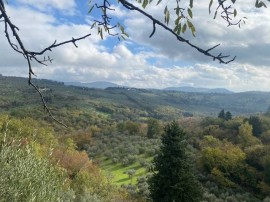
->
[148, 121, 202, 202]
[218, 109, 225, 119]
[248, 116, 263, 137]
[225, 111, 232, 120]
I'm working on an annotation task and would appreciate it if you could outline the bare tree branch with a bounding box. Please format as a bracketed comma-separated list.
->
[216, 0, 242, 27]
[0, 0, 93, 127]
[0, 0, 244, 126]
[118, 0, 236, 64]
[93, 0, 118, 36]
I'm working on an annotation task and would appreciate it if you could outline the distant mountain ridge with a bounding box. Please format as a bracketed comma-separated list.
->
[164, 86, 233, 94]
[1, 76, 270, 119]
[65, 81, 121, 89]
[65, 81, 233, 93]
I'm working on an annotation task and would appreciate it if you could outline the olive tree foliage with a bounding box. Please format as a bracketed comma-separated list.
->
[0, 143, 72, 202]
[0, 0, 268, 122]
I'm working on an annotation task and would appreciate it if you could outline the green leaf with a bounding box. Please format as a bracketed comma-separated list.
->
[261, 1, 267, 7]
[177, 23, 182, 35]
[182, 23, 187, 33]
[189, 0, 193, 8]
[120, 25, 125, 33]
[165, 10, 170, 25]
[122, 32, 129, 37]
[175, 16, 182, 25]
[255, 0, 267, 8]
[100, 28, 103, 39]
[173, 24, 179, 32]
[188, 8, 193, 18]
[88, 5, 94, 14]
[156, 0, 162, 5]
[90, 22, 96, 29]
[187, 21, 196, 36]
[209, 0, 213, 14]
[234, 9, 237, 17]
[213, 10, 218, 19]
[142, 0, 148, 9]
[164, 6, 167, 14]
[176, 6, 180, 16]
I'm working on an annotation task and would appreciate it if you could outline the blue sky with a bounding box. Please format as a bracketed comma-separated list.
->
[0, 0, 270, 92]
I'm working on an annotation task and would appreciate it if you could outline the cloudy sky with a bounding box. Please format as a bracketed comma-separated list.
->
[0, 0, 269, 92]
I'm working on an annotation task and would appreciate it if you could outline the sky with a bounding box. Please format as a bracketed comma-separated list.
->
[0, 0, 270, 92]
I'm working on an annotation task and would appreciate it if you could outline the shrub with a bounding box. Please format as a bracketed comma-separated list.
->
[0, 143, 70, 202]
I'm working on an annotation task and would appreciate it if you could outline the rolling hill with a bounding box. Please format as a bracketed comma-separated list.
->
[0, 75, 270, 130]
[164, 86, 233, 93]
[65, 81, 121, 89]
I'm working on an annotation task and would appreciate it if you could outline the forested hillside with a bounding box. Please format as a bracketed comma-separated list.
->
[1, 75, 270, 130]
[1, 76, 270, 201]
[1, 0, 270, 200]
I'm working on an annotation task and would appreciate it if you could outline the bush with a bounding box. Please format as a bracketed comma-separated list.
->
[137, 176, 150, 198]
[0, 143, 70, 202]
[76, 193, 104, 202]
[139, 159, 149, 167]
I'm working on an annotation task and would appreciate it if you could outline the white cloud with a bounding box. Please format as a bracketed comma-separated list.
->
[0, 1, 270, 92]
[107, 5, 129, 18]
[123, 0, 270, 65]
[16, 0, 76, 14]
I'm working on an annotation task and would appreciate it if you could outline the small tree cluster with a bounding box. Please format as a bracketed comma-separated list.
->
[218, 109, 232, 120]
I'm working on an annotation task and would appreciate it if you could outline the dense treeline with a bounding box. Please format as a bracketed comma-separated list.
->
[189, 114, 270, 201]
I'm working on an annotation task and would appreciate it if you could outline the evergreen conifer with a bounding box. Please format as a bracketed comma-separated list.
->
[148, 121, 202, 202]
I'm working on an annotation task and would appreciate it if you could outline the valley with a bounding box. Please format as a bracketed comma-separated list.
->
[1, 75, 270, 201]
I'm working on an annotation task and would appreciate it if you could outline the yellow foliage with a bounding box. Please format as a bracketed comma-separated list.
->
[0, 115, 57, 146]
[238, 122, 261, 148]
[201, 135, 222, 148]
[65, 138, 77, 150]
[202, 140, 246, 172]
[72, 170, 114, 198]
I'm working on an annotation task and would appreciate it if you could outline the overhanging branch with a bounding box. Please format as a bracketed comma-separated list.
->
[0, 0, 93, 127]
[118, 0, 236, 64]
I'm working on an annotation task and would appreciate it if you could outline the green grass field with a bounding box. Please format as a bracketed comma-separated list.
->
[101, 157, 152, 186]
